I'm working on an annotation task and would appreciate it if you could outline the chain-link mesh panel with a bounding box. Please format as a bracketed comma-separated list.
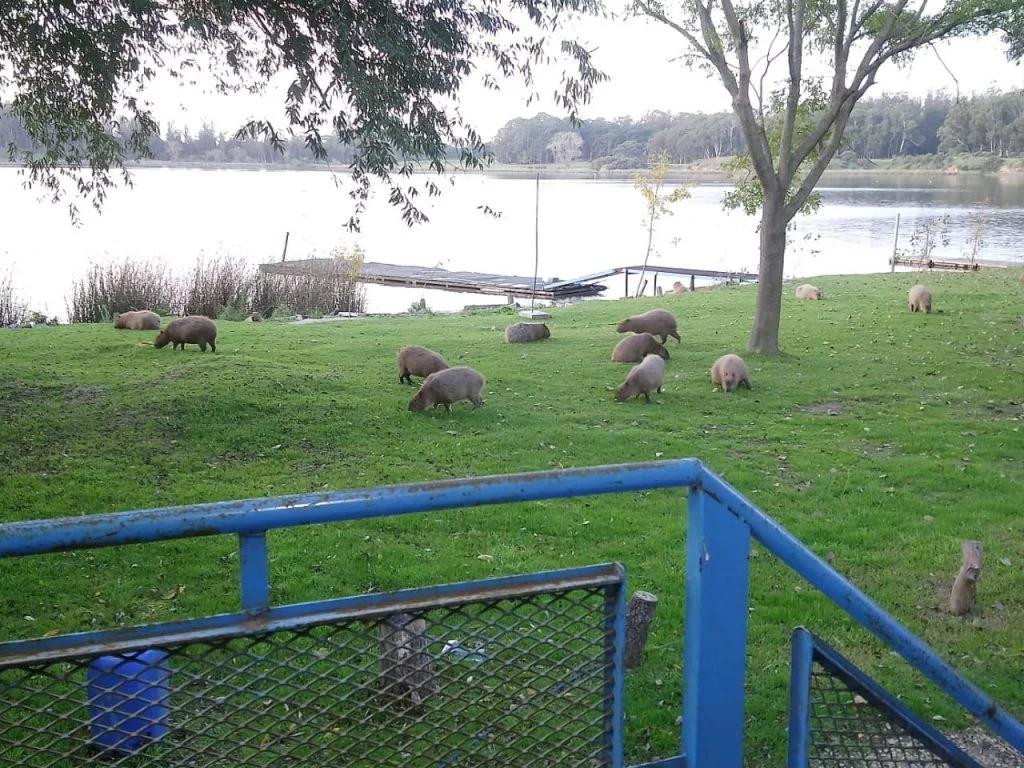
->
[808, 662, 959, 767]
[1, 584, 618, 768]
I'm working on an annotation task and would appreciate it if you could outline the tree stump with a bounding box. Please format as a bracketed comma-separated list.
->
[624, 591, 659, 670]
[378, 613, 435, 707]
[949, 540, 983, 616]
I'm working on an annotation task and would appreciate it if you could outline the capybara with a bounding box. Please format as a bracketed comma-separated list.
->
[154, 316, 217, 352]
[611, 332, 670, 362]
[795, 284, 822, 300]
[616, 308, 680, 344]
[616, 354, 665, 403]
[113, 310, 161, 330]
[908, 284, 932, 313]
[409, 367, 485, 413]
[671, 281, 689, 294]
[397, 345, 449, 384]
[505, 323, 551, 343]
[711, 353, 751, 392]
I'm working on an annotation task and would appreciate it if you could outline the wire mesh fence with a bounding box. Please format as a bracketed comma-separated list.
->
[808, 664, 959, 767]
[1, 579, 620, 768]
[797, 630, 982, 768]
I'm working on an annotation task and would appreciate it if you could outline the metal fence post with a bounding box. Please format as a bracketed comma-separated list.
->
[787, 628, 814, 768]
[238, 532, 270, 614]
[682, 482, 751, 768]
[604, 571, 627, 768]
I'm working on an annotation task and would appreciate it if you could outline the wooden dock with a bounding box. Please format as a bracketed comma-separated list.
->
[259, 258, 757, 301]
[890, 256, 1016, 272]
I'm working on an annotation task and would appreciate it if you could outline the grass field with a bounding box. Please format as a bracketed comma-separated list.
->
[1, 270, 1022, 764]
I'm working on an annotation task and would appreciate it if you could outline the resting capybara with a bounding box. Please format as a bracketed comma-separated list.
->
[505, 323, 551, 343]
[113, 310, 161, 330]
[409, 367, 485, 413]
[616, 308, 680, 344]
[611, 332, 670, 362]
[397, 345, 449, 384]
[711, 354, 751, 392]
[671, 281, 689, 294]
[908, 284, 932, 313]
[795, 284, 822, 300]
[616, 354, 665, 403]
[154, 316, 217, 352]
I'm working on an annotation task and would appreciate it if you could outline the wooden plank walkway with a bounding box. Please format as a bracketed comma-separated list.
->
[259, 259, 757, 300]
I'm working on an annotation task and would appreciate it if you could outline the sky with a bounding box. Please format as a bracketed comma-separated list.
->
[144, 12, 1023, 140]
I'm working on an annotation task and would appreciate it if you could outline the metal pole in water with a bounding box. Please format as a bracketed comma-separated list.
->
[281, 231, 290, 262]
[531, 173, 540, 314]
[890, 213, 900, 272]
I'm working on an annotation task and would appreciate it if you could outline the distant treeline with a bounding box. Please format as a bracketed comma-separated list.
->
[490, 90, 1024, 168]
[1, 90, 1022, 169]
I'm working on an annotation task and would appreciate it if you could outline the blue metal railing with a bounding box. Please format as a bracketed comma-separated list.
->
[1, 459, 1021, 767]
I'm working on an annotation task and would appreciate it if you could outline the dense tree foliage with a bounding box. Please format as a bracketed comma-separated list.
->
[0, 0, 601, 225]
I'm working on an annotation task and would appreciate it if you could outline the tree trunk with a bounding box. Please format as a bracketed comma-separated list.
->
[624, 591, 659, 670]
[748, 203, 787, 355]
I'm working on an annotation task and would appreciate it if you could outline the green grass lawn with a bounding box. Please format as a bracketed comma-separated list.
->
[1, 270, 1022, 764]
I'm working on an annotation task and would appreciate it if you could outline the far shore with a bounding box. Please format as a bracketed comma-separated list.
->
[2, 158, 1022, 180]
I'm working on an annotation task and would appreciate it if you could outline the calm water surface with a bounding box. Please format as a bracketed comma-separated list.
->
[1, 168, 1022, 317]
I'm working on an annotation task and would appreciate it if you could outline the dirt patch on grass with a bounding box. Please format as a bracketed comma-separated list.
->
[1, 380, 43, 402]
[66, 385, 107, 402]
[799, 400, 845, 415]
[980, 401, 1023, 421]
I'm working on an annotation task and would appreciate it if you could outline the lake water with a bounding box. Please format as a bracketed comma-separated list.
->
[1, 167, 1022, 318]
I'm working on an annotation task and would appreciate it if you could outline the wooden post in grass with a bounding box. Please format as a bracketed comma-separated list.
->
[379, 613, 435, 706]
[949, 540, 982, 615]
[624, 591, 659, 670]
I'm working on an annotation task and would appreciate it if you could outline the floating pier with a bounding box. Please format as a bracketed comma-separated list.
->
[259, 259, 757, 301]
[889, 256, 1014, 272]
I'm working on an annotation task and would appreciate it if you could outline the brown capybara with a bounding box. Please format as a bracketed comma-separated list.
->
[616, 354, 665, 403]
[616, 309, 680, 344]
[671, 281, 689, 294]
[795, 284, 822, 300]
[397, 345, 449, 384]
[409, 367, 485, 413]
[154, 316, 217, 352]
[711, 354, 751, 392]
[113, 310, 161, 330]
[908, 284, 932, 313]
[611, 332, 670, 362]
[505, 323, 551, 343]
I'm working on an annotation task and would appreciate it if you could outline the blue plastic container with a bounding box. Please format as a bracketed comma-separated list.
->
[87, 650, 170, 754]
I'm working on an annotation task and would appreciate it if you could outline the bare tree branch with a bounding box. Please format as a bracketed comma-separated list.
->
[634, 1, 714, 61]
[777, 0, 806, 180]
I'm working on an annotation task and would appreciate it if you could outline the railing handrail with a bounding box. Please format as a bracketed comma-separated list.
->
[0, 459, 702, 558]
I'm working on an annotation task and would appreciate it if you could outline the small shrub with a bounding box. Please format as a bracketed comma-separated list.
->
[0, 273, 27, 326]
[66, 260, 175, 323]
[262, 246, 366, 317]
[408, 298, 431, 314]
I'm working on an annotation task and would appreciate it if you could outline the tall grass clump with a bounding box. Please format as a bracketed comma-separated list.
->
[66, 260, 175, 323]
[262, 246, 365, 317]
[0, 272, 27, 326]
[179, 256, 252, 319]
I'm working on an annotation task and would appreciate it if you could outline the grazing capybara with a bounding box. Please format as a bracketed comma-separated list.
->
[611, 332, 670, 362]
[616, 308, 680, 344]
[908, 284, 932, 313]
[505, 323, 551, 343]
[616, 354, 665, 403]
[795, 284, 822, 300]
[154, 316, 217, 352]
[711, 354, 751, 392]
[113, 310, 161, 330]
[397, 345, 449, 384]
[409, 367, 485, 413]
